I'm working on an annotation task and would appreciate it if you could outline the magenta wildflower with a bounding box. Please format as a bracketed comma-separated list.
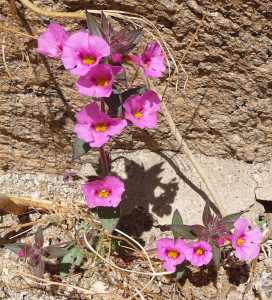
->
[140, 42, 166, 78]
[74, 102, 127, 147]
[61, 31, 110, 75]
[224, 218, 262, 260]
[123, 90, 161, 129]
[37, 23, 69, 58]
[156, 238, 188, 272]
[185, 240, 213, 267]
[18, 250, 25, 258]
[81, 176, 125, 208]
[76, 64, 123, 98]
[217, 237, 224, 246]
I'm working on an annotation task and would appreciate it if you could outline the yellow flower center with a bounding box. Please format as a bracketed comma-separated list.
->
[168, 250, 178, 259]
[196, 248, 203, 256]
[98, 189, 109, 198]
[132, 112, 143, 119]
[82, 56, 96, 65]
[95, 122, 107, 132]
[97, 76, 108, 87]
[144, 63, 149, 67]
[237, 238, 245, 247]
[57, 51, 62, 55]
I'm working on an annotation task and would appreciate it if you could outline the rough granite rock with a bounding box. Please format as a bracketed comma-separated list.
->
[0, 0, 272, 175]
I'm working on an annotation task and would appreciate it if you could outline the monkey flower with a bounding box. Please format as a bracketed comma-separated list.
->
[76, 64, 123, 98]
[37, 23, 69, 58]
[140, 42, 166, 78]
[74, 102, 127, 147]
[61, 31, 110, 75]
[156, 238, 188, 272]
[123, 90, 161, 129]
[224, 218, 262, 261]
[185, 240, 213, 267]
[82, 176, 125, 208]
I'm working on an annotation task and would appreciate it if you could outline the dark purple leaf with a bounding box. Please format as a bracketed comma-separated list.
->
[35, 226, 44, 247]
[63, 172, 77, 182]
[104, 86, 122, 116]
[224, 221, 234, 231]
[56, 65, 66, 71]
[33, 259, 45, 278]
[202, 203, 211, 226]
[44, 246, 71, 259]
[190, 225, 205, 237]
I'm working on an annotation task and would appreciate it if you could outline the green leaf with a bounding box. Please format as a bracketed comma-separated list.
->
[44, 246, 71, 259]
[125, 28, 144, 49]
[35, 226, 44, 247]
[172, 209, 183, 240]
[5, 243, 31, 256]
[222, 212, 243, 223]
[59, 244, 84, 277]
[172, 209, 183, 225]
[121, 86, 146, 102]
[104, 86, 146, 117]
[100, 11, 109, 33]
[212, 243, 221, 267]
[172, 262, 186, 281]
[98, 206, 120, 232]
[171, 224, 197, 240]
[72, 137, 91, 161]
[86, 10, 103, 37]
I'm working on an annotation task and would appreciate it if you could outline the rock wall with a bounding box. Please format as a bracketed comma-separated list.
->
[1, 0, 272, 175]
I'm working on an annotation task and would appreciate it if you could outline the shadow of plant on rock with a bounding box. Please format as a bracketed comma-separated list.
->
[112, 158, 178, 238]
[119, 159, 179, 218]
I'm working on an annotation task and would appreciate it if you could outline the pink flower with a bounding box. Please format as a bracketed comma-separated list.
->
[224, 218, 262, 260]
[123, 90, 161, 129]
[37, 23, 69, 58]
[61, 31, 110, 75]
[217, 237, 224, 246]
[140, 42, 166, 78]
[18, 250, 25, 258]
[185, 240, 213, 267]
[74, 102, 127, 147]
[76, 64, 123, 98]
[156, 238, 188, 272]
[81, 176, 125, 208]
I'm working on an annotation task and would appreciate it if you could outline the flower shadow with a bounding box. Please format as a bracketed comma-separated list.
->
[114, 158, 179, 237]
[120, 159, 179, 218]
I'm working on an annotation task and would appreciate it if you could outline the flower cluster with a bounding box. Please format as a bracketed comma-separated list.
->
[37, 15, 166, 210]
[157, 218, 262, 272]
[37, 23, 165, 98]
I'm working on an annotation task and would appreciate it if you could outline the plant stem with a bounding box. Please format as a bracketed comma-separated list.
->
[100, 146, 109, 177]
[99, 98, 109, 177]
